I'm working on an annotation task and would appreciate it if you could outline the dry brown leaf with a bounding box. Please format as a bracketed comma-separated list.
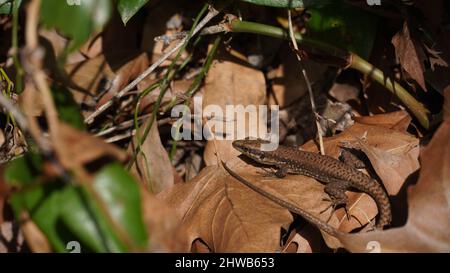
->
[444, 85, 450, 121]
[140, 183, 187, 252]
[354, 110, 412, 132]
[269, 50, 327, 107]
[299, 113, 418, 236]
[202, 51, 266, 165]
[392, 22, 427, 90]
[338, 118, 450, 252]
[96, 52, 150, 108]
[159, 161, 342, 252]
[65, 55, 115, 109]
[19, 212, 51, 253]
[53, 122, 127, 172]
[129, 118, 175, 194]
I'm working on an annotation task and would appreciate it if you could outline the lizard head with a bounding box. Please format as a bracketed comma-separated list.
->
[232, 138, 278, 165]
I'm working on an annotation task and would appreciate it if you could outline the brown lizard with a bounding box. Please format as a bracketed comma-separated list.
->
[224, 139, 391, 235]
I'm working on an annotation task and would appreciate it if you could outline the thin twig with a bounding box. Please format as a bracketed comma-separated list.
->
[85, 6, 220, 125]
[154, 24, 228, 44]
[287, 9, 325, 155]
[0, 93, 27, 131]
[25, 0, 59, 141]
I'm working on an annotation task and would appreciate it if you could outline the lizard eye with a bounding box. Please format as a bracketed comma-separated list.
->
[259, 154, 265, 160]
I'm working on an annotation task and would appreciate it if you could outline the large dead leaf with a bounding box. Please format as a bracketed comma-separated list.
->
[158, 161, 340, 252]
[203, 50, 266, 166]
[338, 118, 450, 252]
[139, 183, 187, 252]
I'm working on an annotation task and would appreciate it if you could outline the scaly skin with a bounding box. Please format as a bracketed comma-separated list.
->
[232, 139, 392, 229]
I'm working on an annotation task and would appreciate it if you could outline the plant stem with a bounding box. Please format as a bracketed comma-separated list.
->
[228, 20, 430, 129]
[350, 54, 429, 129]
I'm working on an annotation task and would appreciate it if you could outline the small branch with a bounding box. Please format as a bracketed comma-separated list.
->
[227, 19, 431, 129]
[0, 93, 27, 131]
[24, 0, 60, 140]
[85, 5, 220, 125]
[349, 54, 430, 129]
[154, 24, 229, 44]
[287, 10, 325, 155]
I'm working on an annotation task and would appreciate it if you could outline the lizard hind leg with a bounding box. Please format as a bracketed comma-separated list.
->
[321, 181, 352, 222]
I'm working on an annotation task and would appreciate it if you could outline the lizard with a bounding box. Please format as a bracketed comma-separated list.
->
[223, 138, 392, 235]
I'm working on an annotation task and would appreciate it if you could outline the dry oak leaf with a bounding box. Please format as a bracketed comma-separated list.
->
[158, 160, 341, 252]
[300, 112, 419, 238]
[303, 112, 419, 195]
[337, 118, 450, 252]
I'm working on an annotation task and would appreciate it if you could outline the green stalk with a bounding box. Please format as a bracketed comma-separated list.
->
[12, 0, 23, 93]
[229, 20, 430, 129]
[350, 54, 429, 129]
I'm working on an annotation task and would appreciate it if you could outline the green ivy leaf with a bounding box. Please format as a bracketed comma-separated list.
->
[51, 85, 85, 130]
[0, 0, 21, 14]
[117, 0, 149, 25]
[305, 2, 378, 58]
[8, 162, 148, 252]
[4, 153, 43, 187]
[239, 0, 331, 8]
[92, 163, 148, 248]
[40, 0, 112, 51]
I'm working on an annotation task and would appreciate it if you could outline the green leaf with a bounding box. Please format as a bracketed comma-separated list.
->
[40, 0, 112, 51]
[4, 153, 43, 187]
[59, 186, 127, 252]
[117, 0, 149, 25]
[239, 0, 331, 8]
[10, 183, 72, 252]
[305, 2, 378, 58]
[8, 161, 147, 252]
[51, 85, 85, 130]
[92, 163, 148, 248]
[0, 0, 21, 14]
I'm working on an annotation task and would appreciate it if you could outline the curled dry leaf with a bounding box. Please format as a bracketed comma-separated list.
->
[338, 118, 450, 252]
[129, 118, 175, 194]
[53, 122, 127, 172]
[392, 22, 427, 91]
[303, 112, 419, 196]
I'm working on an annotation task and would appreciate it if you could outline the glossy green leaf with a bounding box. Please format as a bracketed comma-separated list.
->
[117, 0, 149, 25]
[40, 0, 112, 51]
[305, 2, 378, 58]
[0, 0, 21, 14]
[51, 85, 85, 130]
[10, 183, 71, 252]
[92, 163, 148, 248]
[4, 153, 43, 187]
[239, 0, 331, 8]
[59, 186, 126, 252]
